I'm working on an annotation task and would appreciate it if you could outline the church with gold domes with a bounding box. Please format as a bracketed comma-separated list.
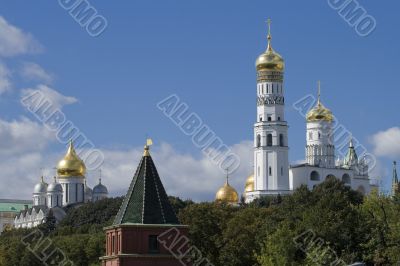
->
[14, 141, 108, 229]
[215, 20, 378, 204]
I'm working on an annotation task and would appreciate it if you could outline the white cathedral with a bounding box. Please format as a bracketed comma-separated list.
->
[14, 141, 109, 229]
[237, 22, 378, 203]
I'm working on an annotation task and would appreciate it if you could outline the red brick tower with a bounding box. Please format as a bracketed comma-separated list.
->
[100, 141, 190, 266]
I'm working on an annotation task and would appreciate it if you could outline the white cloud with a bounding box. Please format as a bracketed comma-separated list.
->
[21, 85, 78, 110]
[370, 127, 400, 159]
[0, 137, 253, 202]
[20, 62, 53, 84]
[0, 117, 54, 157]
[96, 141, 253, 202]
[0, 16, 42, 57]
[0, 62, 12, 94]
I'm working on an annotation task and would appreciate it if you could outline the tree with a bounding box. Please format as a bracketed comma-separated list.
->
[179, 203, 237, 265]
[360, 190, 400, 265]
[219, 207, 272, 265]
[257, 222, 300, 266]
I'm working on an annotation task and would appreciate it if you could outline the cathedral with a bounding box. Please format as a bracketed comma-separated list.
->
[14, 141, 109, 229]
[215, 21, 378, 204]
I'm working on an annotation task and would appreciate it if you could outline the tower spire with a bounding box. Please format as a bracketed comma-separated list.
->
[392, 161, 399, 196]
[267, 18, 272, 51]
[225, 168, 230, 185]
[317, 80, 321, 105]
[143, 138, 153, 156]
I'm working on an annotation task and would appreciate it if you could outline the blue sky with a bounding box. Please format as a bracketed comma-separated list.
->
[0, 0, 399, 200]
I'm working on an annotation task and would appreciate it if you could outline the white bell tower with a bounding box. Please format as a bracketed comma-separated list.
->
[305, 82, 335, 168]
[246, 20, 290, 202]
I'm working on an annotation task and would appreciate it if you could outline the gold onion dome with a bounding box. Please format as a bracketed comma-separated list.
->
[216, 176, 239, 204]
[57, 140, 86, 177]
[255, 19, 285, 72]
[306, 82, 333, 122]
[244, 173, 254, 193]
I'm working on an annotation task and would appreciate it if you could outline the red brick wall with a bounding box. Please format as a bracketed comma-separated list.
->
[102, 225, 191, 266]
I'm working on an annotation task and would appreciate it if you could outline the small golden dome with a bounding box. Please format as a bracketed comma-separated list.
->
[306, 102, 333, 122]
[306, 82, 333, 122]
[57, 140, 86, 177]
[255, 19, 285, 72]
[244, 173, 254, 193]
[216, 177, 239, 204]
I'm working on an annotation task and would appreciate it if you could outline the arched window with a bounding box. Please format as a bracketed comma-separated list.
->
[268, 116, 272, 121]
[267, 134, 273, 146]
[279, 134, 284, 147]
[256, 134, 261, 147]
[342, 174, 351, 184]
[309, 132, 313, 140]
[269, 167, 272, 176]
[310, 171, 320, 181]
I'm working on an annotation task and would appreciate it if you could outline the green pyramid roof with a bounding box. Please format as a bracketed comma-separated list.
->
[113, 147, 179, 225]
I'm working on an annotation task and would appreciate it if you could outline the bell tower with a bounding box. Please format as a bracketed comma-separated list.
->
[246, 20, 290, 202]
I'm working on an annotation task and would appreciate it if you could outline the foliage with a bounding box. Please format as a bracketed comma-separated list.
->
[1, 181, 400, 265]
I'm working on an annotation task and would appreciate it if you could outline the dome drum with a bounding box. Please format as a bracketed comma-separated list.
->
[257, 70, 283, 83]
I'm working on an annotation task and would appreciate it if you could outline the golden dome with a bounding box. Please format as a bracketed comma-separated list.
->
[57, 140, 86, 177]
[306, 82, 333, 122]
[244, 173, 254, 193]
[255, 19, 285, 72]
[216, 177, 239, 204]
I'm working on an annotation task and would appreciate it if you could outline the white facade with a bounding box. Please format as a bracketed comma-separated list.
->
[290, 164, 372, 194]
[290, 107, 374, 194]
[59, 177, 85, 206]
[244, 29, 378, 203]
[306, 121, 335, 168]
[14, 206, 47, 229]
[32, 177, 48, 206]
[47, 178, 63, 208]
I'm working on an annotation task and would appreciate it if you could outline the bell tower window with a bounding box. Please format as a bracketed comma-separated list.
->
[279, 134, 284, 147]
[267, 134, 273, 146]
[256, 134, 261, 147]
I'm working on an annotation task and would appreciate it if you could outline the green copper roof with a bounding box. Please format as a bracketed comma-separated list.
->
[343, 140, 358, 168]
[113, 152, 179, 225]
[0, 199, 32, 213]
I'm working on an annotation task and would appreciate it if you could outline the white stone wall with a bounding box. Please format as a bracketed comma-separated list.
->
[47, 193, 63, 208]
[253, 79, 289, 198]
[14, 209, 45, 229]
[289, 165, 371, 194]
[58, 177, 85, 206]
[306, 121, 335, 168]
[32, 193, 47, 206]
